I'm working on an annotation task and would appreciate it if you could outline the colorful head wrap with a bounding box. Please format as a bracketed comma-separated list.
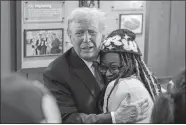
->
[100, 29, 142, 56]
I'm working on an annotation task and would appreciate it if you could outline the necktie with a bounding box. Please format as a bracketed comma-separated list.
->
[92, 61, 105, 90]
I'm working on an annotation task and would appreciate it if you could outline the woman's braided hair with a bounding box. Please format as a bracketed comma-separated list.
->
[114, 52, 161, 101]
[100, 29, 162, 109]
[102, 51, 162, 112]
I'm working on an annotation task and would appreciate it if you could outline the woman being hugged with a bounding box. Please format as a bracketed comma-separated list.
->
[99, 29, 162, 123]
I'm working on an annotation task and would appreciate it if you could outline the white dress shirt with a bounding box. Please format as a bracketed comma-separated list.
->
[81, 59, 94, 76]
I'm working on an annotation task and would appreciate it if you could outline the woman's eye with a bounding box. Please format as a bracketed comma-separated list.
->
[101, 66, 107, 70]
[111, 68, 118, 70]
[110, 66, 119, 70]
[99, 65, 107, 70]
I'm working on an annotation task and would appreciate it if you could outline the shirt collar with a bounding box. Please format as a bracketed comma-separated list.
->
[81, 56, 100, 69]
[82, 59, 93, 69]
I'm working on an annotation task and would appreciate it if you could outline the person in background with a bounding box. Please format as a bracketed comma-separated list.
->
[151, 68, 186, 123]
[46, 33, 53, 54]
[35, 34, 42, 55]
[50, 33, 61, 54]
[31, 36, 38, 56]
[1, 74, 61, 123]
[98, 29, 162, 123]
[40, 33, 48, 55]
[43, 7, 149, 123]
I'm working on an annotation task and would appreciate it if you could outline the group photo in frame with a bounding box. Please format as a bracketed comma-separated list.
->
[79, 0, 100, 8]
[24, 28, 63, 57]
[119, 13, 143, 35]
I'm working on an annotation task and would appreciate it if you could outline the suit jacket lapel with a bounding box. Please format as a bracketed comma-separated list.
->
[69, 48, 101, 99]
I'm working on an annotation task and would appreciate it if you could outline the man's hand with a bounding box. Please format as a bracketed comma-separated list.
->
[114, 93, 149, 123]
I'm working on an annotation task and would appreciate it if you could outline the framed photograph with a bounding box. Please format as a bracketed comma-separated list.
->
[119, 14, 143, 35]
[79, 0, 100, 8]
[24, 28, 63, 57]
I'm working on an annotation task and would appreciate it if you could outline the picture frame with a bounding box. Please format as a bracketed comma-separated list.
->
[119, 14, 143, 35]
[79, 0, 100, 8]
[24, 28, 63, 58]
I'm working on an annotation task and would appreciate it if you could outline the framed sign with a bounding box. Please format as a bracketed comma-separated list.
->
[24, 28, 63, 57]
[23, 1, 65, 23]
[119, 14, 143, 35]
[112, 1, 145, 11]
[79, 0, 100, 8]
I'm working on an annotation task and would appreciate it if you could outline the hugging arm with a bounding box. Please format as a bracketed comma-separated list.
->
[104, 78, 152, 123]
[43, 73, 112, 123]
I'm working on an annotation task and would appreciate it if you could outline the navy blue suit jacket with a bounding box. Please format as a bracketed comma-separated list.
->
[43, 48, 112, 123]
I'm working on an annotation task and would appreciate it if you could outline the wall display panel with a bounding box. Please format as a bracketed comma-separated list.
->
[23, 1, 65, 23]
[112, 1, 144, 11]
[24, 28, 64, 58]
[119, 13, 143, 35]
[14, 1, 147, 70]
[15, 1, 66, 70]
[79, 0, 100, 8]
[99, 1, 146, 60]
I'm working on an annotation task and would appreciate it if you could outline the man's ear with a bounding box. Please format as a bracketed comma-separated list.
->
[101, 34, 106, 42]
[67, 29, 72, 43]
[67, 29, 70, 38]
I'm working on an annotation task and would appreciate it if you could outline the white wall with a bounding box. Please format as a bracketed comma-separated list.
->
[99, 1, 146, 57]
[4, 1, 184, 80]
[1, 1, 12, 78]
[20, 1, 146, 69]
[147, 1, 185, 77]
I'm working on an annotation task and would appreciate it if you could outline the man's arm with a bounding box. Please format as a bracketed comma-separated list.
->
[43, 73, 112, 123]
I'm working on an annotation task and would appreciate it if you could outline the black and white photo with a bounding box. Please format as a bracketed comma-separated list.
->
[24, 28, 63, 57]
[79, 0, 100, 8]
[119, 14, 143, 35]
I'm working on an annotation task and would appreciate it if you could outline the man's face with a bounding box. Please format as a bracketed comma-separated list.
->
[68, 19, 104, 62]
[52, 34, 56, 39]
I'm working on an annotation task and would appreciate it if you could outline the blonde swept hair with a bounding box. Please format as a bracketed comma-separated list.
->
[67, 7, 107, 35]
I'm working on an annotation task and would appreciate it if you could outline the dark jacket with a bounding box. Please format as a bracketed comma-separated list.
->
[43, 48, 112, 123]
[51, 38, 61, 54]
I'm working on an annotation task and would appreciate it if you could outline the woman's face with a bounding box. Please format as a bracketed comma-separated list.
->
[100, 52, 122, 83]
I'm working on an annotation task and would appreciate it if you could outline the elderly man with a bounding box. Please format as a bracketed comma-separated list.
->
[43, 7, 149, 123]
